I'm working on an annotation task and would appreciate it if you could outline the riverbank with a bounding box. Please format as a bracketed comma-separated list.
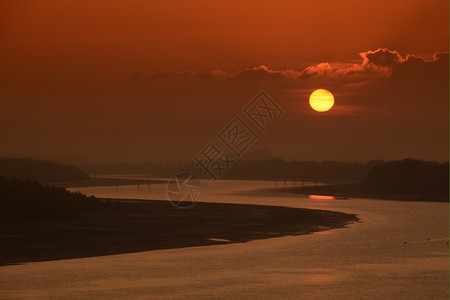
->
[280, 184, 449, 202]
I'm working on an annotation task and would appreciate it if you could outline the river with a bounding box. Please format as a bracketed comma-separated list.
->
[0, 179, 448, 299]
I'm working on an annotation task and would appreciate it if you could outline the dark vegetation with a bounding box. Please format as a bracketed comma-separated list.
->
[223, 159, 382, 182]
[0, 199, 357, 265]
[83, 158, 384, 183]
[283, 159, 449, 201]
[0, 157, 89, 183]
[0, 176, 99, 223]
[361, 159, 448, 195]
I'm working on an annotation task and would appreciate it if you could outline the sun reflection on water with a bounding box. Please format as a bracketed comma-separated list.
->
[309, 194, 335, 200]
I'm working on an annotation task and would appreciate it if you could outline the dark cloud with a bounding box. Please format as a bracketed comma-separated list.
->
[391, 52, 448, 81]
[132, 49, 447, 86]
[233, 65, 288, 81]
[360, 48, 404, 68]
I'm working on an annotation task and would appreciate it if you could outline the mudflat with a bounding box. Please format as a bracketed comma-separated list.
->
[0, 199, 357, 265]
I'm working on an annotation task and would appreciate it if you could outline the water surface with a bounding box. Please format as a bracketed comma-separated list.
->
[1, 179, 448, 299]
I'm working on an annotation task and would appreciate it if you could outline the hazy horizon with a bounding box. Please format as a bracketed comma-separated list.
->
[2, 151, 449, 166]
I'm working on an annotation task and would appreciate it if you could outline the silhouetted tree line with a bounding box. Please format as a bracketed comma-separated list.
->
[361, 159, 449, 196]
[0, 176, 100, 222]
[222, 159, 383, 182]
[0, 157, 89, 183]
[83, 159, 384, 183]
[83, 161, 185, 177]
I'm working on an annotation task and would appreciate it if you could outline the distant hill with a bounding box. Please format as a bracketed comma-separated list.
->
[280, 159, 449, 202]
[0, 158, 89, 183]
[361, 159, 449, 196]
[82, 159, 384, 183]
[223, 159, 383, 182]
[0, 176, 99, 222]
[241, 149, 275, 161]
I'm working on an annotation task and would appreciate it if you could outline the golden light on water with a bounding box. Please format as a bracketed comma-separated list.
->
[309, 195, 335, 200]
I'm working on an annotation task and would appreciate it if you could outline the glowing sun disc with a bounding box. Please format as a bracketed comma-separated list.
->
[309, 89, 334, 112]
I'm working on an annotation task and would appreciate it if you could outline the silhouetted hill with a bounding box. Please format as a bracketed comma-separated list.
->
[361, 159, 449, 196]
[82, 159, 384, 183]
[84, 161, 186, 177]
[0, 157, 89, 183]
[223, 159, 383, 182]
[282, 159, 449, 201]
[0, 176, 99, 222]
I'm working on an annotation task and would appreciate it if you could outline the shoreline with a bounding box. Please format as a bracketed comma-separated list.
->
[279, 184, 449, 202]
[0, 199, 358, 266]
[48, 177, 167, 188]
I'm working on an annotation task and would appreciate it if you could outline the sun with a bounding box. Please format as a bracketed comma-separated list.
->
[309, 89, 334, 112]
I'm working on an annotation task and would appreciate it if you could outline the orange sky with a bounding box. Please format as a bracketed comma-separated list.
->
[1, 0, 448, 162]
